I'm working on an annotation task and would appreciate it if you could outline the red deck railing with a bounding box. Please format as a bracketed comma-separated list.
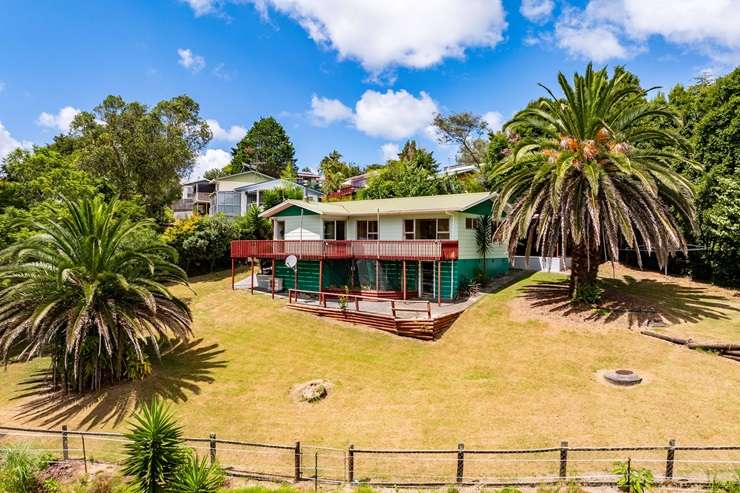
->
[231, 240, 458, 261]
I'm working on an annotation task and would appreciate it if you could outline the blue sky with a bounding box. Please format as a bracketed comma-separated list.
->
[1, 0, 738, 179]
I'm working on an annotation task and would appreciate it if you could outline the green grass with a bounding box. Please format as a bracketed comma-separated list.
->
[0, 266, 738, 480]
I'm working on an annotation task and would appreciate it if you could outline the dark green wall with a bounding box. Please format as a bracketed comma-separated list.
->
[274, 205, 318, 217]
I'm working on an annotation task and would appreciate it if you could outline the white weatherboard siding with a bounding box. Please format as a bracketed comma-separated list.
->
[457, 212, 507, 259]
[283, 215, 322, 240]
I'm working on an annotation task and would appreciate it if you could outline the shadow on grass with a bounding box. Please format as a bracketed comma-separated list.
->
[520, 275, 740, 328]
[12, 338, 227, 429]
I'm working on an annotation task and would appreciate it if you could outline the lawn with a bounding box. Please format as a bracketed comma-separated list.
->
[1, 265, 738, 480]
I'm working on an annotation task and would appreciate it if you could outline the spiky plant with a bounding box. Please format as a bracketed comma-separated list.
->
[170, 452, 225, 493]
[492, 64, 697, 300]
[0, 196, 192, 392]
[474, 213, 494, 277]
[122, 399, 186, 493]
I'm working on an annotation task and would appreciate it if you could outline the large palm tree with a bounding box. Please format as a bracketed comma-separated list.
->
[0, 197, 192, 392]
[492, 65, 697, 300]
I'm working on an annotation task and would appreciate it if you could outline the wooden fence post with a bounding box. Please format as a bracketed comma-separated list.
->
[348, 444, 355, 483]
[209, 433, 217, 465]
[456, 443, 465, 484]
[559, 441, 568, 479]
[665, 439, 676, 481]
[61, 425, 69, 460]
[294, 441, 302, 482]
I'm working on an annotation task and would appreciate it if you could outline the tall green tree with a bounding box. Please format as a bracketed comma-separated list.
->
[432, 112, 490, 166]
[71, 95, 211, 218]
[319, 150, 361, 193]
[0, 197, 192, 392]
[668, 68, 740, 286]
[492, 64, 696, 300]
[229, 117, 296, 177]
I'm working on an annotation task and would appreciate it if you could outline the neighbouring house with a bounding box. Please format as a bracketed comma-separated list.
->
[172, 179, 216, 219]
[172, 171, 321, 219]
[324, 171, 374, 201]
[438, 164, 477, 177]
[296, 170, 321, 188]
[230, 192, 508, 302]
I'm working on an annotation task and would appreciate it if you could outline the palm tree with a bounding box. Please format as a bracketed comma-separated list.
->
[0, 196, 192, 392]
[492, 65, 697, 300]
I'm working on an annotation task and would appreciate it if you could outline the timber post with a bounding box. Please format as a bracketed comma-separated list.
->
[402, 260, 407, 300]
[559, 441, 568, 479]
[348, 444, 355, 483]
[209, 433, 217, 464]
[665, 439, 676, 480]
[437, 260, 442, 306]
[231, 258, 235, 290]
[250, 258, 255, 295]
[271, 258, 276, 299]
[61, 425, 69, 460]
[294, 441, 302, 482]
[319, 259, 324, 296]
[456, 443, 465, 484]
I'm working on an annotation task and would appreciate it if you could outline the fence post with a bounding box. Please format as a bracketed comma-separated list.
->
[348, 444, 355, 483]
[209, 433, 217, 465]
[294, 441, 302, 482]
[456, 443, 465, 484]
[559, 441, 568, 479]
[61, 425, 69, 460]
[665, 439, 676, 481]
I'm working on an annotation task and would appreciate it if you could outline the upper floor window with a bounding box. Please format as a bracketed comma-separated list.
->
[356, 220, 378, 240]
[408, 218, 450, 240]
[404, 220, 415, 240]
[323, 220, 346, 240]
[465, 217, 480, 230]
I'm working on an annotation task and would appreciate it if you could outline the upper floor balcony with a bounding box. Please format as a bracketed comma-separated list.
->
[231, 240, 459, 261]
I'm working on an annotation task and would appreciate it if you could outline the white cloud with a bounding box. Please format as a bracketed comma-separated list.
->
[0, 122, 32, 161]
[354, 89, 438, 140]
[255, 0, 507, 73]
[177, 48, 206, 73]
[482, 111, 505, 132]
[520, 0, 553, 23]
[309, 95, 353, 126]
[192, 148, 232, 180]
[181, 0, 220, 16]
[37, 106, 81, 133]
[206, 119, 247, 142]
[380, 142, 399, 161]
[551, 0, 740, 63]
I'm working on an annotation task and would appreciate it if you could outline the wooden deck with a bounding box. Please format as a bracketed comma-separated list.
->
[231, 239, 459, 261]
[286, 289, 465, 340]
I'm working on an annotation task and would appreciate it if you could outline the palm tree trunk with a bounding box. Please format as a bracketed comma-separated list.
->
[568, 243, 601, 297]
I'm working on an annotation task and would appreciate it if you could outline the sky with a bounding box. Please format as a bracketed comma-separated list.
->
[1, 0, 739, 179]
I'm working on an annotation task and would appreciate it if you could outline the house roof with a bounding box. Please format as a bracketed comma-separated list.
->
[260, 192, 494, 218]
[211, 169, 275, 183]
[233, 178, 322, 195]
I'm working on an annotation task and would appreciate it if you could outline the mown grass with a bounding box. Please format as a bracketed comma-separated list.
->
[0, 267, 738, 462]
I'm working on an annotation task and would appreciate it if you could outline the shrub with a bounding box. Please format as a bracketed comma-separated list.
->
[122, 400, 186, 493]
[0, 445, 53, 493]
[612, 461, 654, 493]
[170, 452, 224, 493]
[572, 283, 604, 305]
[233, 205, 271, 240]
[163, 214, 236, 273]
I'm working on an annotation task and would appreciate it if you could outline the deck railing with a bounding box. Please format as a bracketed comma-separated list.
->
[288, 289, 432, 319]
[231, 240, 458, 261]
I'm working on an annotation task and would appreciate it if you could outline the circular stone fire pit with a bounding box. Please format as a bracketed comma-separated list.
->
[603, 369, 643, 386]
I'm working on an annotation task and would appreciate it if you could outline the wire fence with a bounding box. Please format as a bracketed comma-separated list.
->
[1, 426, 739, 487]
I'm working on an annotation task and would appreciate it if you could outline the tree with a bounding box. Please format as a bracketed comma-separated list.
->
[474, 213, 494, 276]
[234, 204, 271, 240]
[180, 214, 236, 273]
[123, 400, 186, 493]
[668, 68, 740, 286]
[229, 117, 296, 177]
[71, 95, 211, 219]
[492, 64, 696, 301]
[260, 185, 304, 210]
[319, 150, 361, 193]
[203, 168, 228, 180]
[432, 112, 490, 165]
[0, 197, 192, 392]
[360, 141, 451, 199]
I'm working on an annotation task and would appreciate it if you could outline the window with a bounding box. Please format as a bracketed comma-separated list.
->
[409, 218, 450, 239]
[465, 217, 480, 230]
[323, 220, 346, 240]
[437, 218, 450, 239]
[404, 220, 415, 240]
[183, 186, 193, 199]
[274, 220, 285, 240]
[357, 220, 378, 240]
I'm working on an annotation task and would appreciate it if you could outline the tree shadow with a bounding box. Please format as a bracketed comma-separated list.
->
[520, 275, 740, 328]
[12, 338, 227, 429]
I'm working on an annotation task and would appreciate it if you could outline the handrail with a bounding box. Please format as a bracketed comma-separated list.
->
[231, 239, 458, 260]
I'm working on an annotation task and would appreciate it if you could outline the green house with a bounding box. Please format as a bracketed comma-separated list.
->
[231, 192, 509, 301]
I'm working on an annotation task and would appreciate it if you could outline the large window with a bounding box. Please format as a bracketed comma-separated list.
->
[409, 218, 450, 240]
[356, 220, 378, 240]
[323, 220, 346, 240]
[216, 191, 241, 217]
